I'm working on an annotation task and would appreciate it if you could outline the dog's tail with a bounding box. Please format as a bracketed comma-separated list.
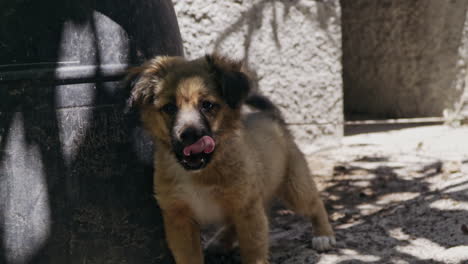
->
[245, 93, 284, 122]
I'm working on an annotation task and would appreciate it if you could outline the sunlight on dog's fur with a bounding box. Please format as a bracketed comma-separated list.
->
[129, 54, 335, 264]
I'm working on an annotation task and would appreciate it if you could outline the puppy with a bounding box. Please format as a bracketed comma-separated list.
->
[129, 54, 335, 264]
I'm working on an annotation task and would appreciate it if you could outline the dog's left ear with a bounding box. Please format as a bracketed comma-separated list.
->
[205, 54, 251, 108]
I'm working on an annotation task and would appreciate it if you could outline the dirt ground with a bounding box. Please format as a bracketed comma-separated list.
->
[205, 124, 468, 264]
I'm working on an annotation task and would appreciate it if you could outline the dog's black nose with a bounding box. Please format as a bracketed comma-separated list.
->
[180, 127, 202, 145]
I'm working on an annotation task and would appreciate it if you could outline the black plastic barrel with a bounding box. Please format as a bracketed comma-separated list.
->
[0, 0, 183, 263]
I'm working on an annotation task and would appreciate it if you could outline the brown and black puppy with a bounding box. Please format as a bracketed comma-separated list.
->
[129, 54, 335, 264]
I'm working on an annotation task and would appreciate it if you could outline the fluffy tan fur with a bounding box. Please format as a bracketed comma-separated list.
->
[130, 54, 335, 264]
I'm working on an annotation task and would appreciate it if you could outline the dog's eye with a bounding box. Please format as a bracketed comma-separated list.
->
[201, 100, 214, 112]
[161, 103, 178, 115]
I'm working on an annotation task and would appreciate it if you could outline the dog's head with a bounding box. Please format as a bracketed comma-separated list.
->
[128, 54, 250, 170]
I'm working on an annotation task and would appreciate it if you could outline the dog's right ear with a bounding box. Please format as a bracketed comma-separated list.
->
[126, 56, 181, 108]
[205, 54, 251, 109]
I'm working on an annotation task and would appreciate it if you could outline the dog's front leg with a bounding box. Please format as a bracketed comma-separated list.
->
[232, 201, 269, 264]
[162, 210, 203, 264]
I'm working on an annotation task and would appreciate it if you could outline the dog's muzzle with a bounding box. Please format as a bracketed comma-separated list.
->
[173, 127, 216, 170]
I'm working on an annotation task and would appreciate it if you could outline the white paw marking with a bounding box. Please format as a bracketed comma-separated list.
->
[312, 236, 336, 251]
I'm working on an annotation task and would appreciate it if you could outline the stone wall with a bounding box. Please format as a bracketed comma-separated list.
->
[458, 16, 468, 124]
[173, 0, 343, 153]
[342, 0, 468, 119]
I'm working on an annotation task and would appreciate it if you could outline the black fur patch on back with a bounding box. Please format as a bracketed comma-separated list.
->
[245, 94, 284, 122]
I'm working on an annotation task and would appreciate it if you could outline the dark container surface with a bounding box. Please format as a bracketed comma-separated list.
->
[0, 0, 183, 263]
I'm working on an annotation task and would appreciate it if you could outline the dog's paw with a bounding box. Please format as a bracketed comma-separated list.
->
[312, 236, 336, 251]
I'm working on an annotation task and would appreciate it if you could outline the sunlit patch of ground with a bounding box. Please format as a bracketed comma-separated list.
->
[310, 125, 468, 264]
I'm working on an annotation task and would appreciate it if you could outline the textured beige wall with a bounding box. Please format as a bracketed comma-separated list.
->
[458, 16, 468, 124]
[342, 0, 468, 119]
[173, 0, 343, 153]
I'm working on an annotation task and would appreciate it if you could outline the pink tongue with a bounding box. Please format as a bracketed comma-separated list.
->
[183, 136, 215, 156]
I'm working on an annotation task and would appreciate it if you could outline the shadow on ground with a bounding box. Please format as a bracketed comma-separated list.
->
[204, 153, 468, 263]
[319, 160, 468, 263]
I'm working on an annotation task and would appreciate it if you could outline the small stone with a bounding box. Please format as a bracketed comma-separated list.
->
[443, 160, 462, 174]
[359, 188, 374, 197]
[461, 224, 468, 235]
[330, 212, 345, 221]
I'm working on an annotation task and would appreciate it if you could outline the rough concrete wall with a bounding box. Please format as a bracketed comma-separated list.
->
[458, 15, 468, 124]
[173, 0, 343, 153]
[342, 0, 468, 119]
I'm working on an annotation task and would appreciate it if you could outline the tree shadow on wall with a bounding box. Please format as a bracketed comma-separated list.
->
[213, 0, 340, 65]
